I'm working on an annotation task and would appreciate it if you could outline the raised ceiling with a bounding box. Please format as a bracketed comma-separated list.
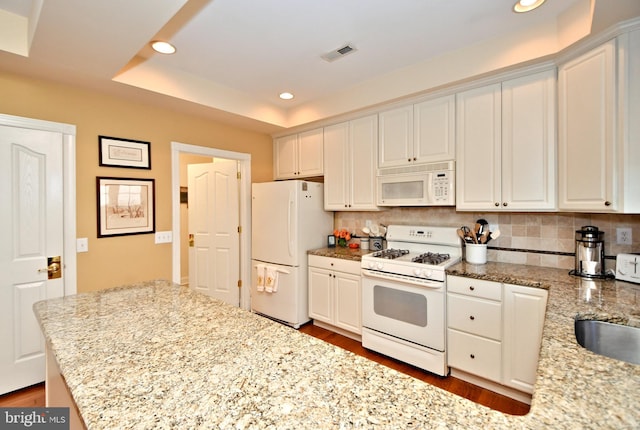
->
[0, 0, 639, 133]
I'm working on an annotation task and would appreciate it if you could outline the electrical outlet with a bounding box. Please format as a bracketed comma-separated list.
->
[616, 228, 632, 245]
[155, 231, 173, 244]
[365, 220, 372, 228]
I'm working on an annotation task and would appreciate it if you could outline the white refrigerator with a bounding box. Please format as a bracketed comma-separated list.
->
[251, 180, 333, 328]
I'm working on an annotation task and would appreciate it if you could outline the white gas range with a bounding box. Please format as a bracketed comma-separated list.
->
[360, 225, 462, 376]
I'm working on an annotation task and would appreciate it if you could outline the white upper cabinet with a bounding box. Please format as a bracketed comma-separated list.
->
[414, 95, 456, 163]
[456, 68, 556, 211]
[558, 41, 616, 211]
[324, 115, 379, 211]
[378, 105, 413, 168]
[559, 31, 640, 213]
[378, 95, 455, 169]
[274, 128, 324, 179]
[456, 83, 502, 211]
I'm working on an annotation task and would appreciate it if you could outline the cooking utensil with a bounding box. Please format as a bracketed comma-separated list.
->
[469, 228, 479, 244]
[370, 224, 380, 236]
[460, 226, 474, 244]
[487, 229, 500, 243]
[362, 227, 371, 236]
[476, 219, 489, 236]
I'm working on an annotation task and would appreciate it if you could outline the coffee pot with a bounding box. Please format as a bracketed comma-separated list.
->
[573, 226, 605, 278]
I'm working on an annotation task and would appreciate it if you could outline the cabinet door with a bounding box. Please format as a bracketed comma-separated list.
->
[274, 134, 298, 179]
[334, 272, 361, 334]
[378, 105, 414, 168]
[350, 115, 378, 210]
[298, 128, 324, 177]
[456, 84, 502, 210]
[323, 122, 350, 210]
[558, 40, 616, 211]
[502, 284, 548, 394]
[502, 70, 557, 211]
[308, 267, 333, 324]
[414, 95, 455, 163]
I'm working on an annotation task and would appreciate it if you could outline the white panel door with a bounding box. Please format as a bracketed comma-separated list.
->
[0, 125, 64, 395]
[188, 160, 240, 306]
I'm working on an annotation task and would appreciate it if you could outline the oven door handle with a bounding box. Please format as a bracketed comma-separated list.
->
[361, 268, 444, 289]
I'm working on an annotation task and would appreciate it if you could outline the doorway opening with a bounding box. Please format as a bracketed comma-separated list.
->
[170, 142, 252, 310]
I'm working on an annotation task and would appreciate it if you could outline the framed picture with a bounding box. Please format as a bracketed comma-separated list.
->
[97, 177, 155, 237]
[99, 135, 151, 169]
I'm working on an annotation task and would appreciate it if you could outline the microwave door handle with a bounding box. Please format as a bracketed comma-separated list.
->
[426, 172, 434, 203]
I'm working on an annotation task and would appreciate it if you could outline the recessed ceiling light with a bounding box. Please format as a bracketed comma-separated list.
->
[279, 92, 294, 100]
[151, 41, 176, 54]
[513, 0, 546, 13]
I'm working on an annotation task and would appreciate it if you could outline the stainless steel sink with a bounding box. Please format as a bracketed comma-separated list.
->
[575, 319, 640, 365]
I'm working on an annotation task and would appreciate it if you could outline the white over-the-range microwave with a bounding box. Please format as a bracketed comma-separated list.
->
[376, 161, 455, 206]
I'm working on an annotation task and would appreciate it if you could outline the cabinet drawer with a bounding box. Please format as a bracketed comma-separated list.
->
[447, 294, 502, 340]
[308, 255, 361, 275]
[448, 329, 502, 383]
[447, 275, 501, 301]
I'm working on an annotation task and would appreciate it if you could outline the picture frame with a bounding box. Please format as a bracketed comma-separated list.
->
[99, 135, 151, 169]
[97, 177, 155, 237]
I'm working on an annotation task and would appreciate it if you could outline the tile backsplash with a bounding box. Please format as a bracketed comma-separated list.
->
[334, 208, 640, 272]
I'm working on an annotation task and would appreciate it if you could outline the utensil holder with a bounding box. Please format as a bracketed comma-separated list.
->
[465, 244, 487, 264]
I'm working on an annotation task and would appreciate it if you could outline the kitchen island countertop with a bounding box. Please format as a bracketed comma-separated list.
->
[35, 268, 639, 429]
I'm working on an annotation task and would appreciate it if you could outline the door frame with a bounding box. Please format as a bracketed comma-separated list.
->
[171, 142, 251, 310]
[0, 113, 77, 296]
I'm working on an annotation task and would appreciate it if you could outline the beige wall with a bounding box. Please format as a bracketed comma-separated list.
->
[0, 71, 273, 292]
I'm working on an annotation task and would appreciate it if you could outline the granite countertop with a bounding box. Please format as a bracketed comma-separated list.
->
[34, 263, 640, 429]
[308, 246, 371, 261]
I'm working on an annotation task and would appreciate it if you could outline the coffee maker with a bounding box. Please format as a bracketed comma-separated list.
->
[572, 226, 606, 278]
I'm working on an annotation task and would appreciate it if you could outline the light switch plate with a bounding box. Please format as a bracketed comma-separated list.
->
[76, 238, 88, 253]
[155, 231, 173, 244]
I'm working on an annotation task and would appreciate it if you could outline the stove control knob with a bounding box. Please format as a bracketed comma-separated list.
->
[376, 262, 384, 270]
[413, 268, 422, 277]
[367, 261, 376, 269]
[423, 269, 433, 278]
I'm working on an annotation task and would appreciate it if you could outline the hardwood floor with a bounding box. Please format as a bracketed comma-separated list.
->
[0, 324, 529, 416]
[0, 383, 45, 407]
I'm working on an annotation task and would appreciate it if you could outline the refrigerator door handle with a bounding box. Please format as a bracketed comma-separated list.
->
[288, 193, 294, 258]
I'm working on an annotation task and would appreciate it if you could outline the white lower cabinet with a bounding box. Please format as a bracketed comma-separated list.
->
[447, 275, 548, 401]
[308, 255, 362, 338]
[502, 283, 548, 394]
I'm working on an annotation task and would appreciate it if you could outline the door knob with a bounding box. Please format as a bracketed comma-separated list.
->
[38, 256, 61, 279]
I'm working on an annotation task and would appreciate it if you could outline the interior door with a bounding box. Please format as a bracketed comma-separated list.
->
[0, 125, 64, 395]
[188, 160, 240, 306]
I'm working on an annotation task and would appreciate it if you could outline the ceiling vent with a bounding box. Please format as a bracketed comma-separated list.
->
[321, 44, 357, 62]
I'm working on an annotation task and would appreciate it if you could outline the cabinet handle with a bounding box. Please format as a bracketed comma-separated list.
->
[494, 202, 500, 207]
[469, 315, 475, 321]
[470, 354, 475, 359]
[605, 201, 612, 206]
[469, 286, 475, 291]
[413, 157, 417, 161]
[407, 158, 411, 162]
[502, 202, 508, 207]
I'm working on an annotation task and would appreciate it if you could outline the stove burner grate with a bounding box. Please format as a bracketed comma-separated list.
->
[412, 252, 451, 265]
[371, 248, 410, 259]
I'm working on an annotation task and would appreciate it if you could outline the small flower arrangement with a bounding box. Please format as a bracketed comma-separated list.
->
[333, 229, 351, 247]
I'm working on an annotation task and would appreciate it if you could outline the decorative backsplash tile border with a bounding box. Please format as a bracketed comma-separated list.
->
[334, 208, 640, 272]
